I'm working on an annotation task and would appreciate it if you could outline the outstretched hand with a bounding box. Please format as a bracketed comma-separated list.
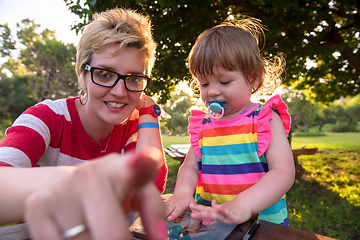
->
[189, 199, 253, 225]
[25, 148, 168, 240]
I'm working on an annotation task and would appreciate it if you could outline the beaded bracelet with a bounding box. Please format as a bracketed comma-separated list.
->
[138, 122, 160, 129]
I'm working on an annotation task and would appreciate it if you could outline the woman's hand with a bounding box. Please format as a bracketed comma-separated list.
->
[24, 148, 168, 240]
[136, 95, 155, 110]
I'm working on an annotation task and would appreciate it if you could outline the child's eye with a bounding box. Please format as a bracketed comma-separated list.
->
[200, 83, 209, 87]
[220, 81, 231, 85]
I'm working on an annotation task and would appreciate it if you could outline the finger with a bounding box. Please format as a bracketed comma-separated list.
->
[166, 207, 184, 222]
[25, 191, 63, 240]
[112, 148, 161, 199]
[81, 149, 162, 239]
[189, 202, 213, 212]
[26, 209, 61, 240]
[135, 183, 168, 240]
[82, 184, 130, 240]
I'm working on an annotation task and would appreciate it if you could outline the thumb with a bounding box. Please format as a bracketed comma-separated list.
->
[111, 147, 162, 201]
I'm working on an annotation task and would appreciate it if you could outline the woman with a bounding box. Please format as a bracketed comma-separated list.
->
[0, 8, 168, 240]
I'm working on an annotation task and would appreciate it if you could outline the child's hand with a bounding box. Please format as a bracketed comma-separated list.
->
[165, 194, 195, 222]
[189, 199, 253, 225]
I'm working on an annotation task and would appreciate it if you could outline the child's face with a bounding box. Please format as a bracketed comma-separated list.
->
[197, 66, 254, 120]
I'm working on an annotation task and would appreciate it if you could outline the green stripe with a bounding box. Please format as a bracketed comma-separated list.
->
[259, 208, 288, 224]
[201, 153, 267, 165]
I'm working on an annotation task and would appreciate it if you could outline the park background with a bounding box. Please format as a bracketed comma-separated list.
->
[0, 0, 359, 239]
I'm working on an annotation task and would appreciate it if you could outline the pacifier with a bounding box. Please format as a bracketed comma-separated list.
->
[205, 100, 229, 119]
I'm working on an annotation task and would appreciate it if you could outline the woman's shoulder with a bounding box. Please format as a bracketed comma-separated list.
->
[27, 98, 71, 116]
[16, 98, 75, 128]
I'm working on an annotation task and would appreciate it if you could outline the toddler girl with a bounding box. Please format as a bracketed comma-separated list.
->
[166, 18, 295, 226]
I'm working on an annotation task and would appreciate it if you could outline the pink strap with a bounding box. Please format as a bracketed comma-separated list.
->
[188, 110, 207, 159]
[257, 95, 291, 157]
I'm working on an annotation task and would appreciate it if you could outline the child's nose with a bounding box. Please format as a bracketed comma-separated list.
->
[208, 84, 220, 96]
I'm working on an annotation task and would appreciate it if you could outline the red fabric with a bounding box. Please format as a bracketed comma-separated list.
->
[0, 97, 167, 193]
[0, 162, 13, 167]
[154, 163, 168, 193]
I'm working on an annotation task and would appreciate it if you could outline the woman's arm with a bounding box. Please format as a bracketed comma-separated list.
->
[0, 166, 74, 225]
[135, 95, 167, 193]
[0, 149, 168, 240]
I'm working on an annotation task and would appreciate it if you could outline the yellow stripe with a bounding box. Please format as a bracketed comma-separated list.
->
[200, 192, 237, 204]
[199, 133, 257, 148]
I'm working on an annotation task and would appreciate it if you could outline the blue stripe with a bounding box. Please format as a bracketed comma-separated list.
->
[202, 117, 211, 124]
[201, 142, 257, 156]
[280, 217, 289, 226]
[201, 162, 268, 174]
[259, 197, 287, 215]
[197, 158, 202, 171]
[246, 108, 261, 117]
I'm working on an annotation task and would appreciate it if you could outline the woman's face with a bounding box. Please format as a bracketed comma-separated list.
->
[84, 44, 146, 125]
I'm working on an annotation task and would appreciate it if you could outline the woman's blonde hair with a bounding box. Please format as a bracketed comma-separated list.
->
[188, 18, 285, 96]
[75, 8, 157, 91]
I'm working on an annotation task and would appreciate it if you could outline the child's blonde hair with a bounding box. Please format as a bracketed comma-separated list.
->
[188, 18, 285, 96]
[75, 8, 157, 91]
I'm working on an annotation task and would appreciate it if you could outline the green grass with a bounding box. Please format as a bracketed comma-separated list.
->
[162, 133, 360, 239]
[291, 132, 360, 151]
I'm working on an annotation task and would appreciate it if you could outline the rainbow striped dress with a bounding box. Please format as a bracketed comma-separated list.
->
[188, 95, 291, 226]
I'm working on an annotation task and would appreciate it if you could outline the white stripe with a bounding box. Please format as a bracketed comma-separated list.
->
[125, 132, 137, 147]
[37, 99, 71, 122]
[11, 114, 51, 147]
[121, 132, 137, 155]
[0, 147, 32, 167]
[38, 146, 86, 166]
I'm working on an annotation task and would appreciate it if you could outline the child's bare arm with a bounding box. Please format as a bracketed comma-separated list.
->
[165, 147, 199, 221]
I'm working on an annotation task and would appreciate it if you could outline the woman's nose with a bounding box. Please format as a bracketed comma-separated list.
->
[110, 79, 127, 97]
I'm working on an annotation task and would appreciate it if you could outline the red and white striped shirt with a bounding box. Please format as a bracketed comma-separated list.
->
[0, 97, 167, 192]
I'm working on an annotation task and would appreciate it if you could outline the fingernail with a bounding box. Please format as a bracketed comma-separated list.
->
[157, 218, 168, 240]
[202, 219, 212, 226]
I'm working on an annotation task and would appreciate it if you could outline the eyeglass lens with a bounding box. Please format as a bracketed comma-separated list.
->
[92, 68, 148, 91]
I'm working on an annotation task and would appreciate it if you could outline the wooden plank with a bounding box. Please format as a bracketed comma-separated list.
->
[164, 148, 186, 161]
[292, 148, 318, 156]
[0, 223, 30, 240]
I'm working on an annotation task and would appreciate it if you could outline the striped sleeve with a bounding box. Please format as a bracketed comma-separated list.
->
[0, 99, 67, 167]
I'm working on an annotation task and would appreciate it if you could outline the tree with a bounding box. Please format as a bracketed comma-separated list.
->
[0, 76, 37, 127]
[0, 19, 78, 101]
[313, 107, 336, 131]
[0, 24, 16, 58]
[282, 88, 318, 132]
[331, 96, 360, 131]
[162, 90, 194, 135]
[64, 0, 359, 104]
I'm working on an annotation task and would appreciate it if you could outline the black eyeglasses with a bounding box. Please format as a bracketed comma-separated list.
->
[84, 64, 150, 92]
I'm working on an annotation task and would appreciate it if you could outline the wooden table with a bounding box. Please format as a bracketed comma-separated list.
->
[0, 220, 336, 239]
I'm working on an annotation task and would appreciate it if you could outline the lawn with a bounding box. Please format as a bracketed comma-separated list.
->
[162, 132, 360, 240]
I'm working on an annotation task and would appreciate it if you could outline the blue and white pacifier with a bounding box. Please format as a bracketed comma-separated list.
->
[205, 100, 229, 119]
